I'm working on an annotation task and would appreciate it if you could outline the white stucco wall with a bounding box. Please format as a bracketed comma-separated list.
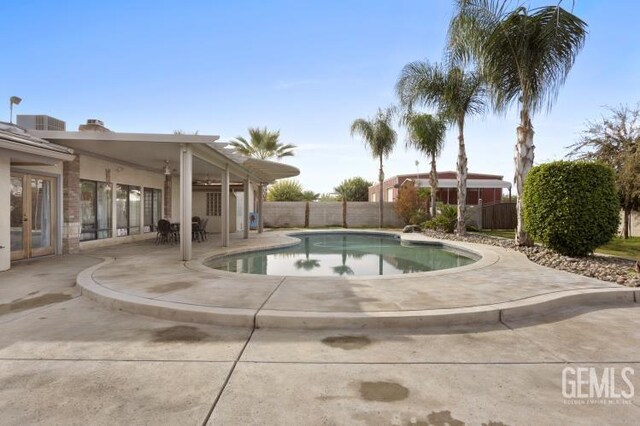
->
[192, 191, 237, 233]
[0, 156, 10, 271]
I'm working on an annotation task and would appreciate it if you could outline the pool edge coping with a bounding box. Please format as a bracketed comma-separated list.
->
[77, 255, 640, 330]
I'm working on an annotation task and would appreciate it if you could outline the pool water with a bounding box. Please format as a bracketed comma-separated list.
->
[206, 233, 477, 277]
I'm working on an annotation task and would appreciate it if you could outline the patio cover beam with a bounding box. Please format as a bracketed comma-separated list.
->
[221, 165, 230, 247]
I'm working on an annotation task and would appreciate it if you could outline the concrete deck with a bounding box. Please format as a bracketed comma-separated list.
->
[1, 249, 639, 424]
[0, 256, 640, 426]
[78, 230, 639, 328]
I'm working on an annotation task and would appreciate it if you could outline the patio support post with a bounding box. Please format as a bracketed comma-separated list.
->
[221, 165, 230, 247]
[243, 178, 250, 239]
[180, 144, 193, 261]
[257, 184, 264, 233]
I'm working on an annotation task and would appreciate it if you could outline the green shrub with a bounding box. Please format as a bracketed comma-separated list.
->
[523, 161, 620, 256]
[267, 179, 304, 201]
[423, 203, 457, 233]
[334, 177, 373, 201]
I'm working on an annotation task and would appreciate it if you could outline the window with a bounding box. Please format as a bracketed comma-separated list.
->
[80, 180, 112, 241]
[206, 192, 222, 216]
[386, 187, 394, 202]
[116, 184, 141, 236]
[143, 188, 162, 232]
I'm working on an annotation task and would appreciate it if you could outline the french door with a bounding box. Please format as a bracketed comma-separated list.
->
[10, 173, 56, 261]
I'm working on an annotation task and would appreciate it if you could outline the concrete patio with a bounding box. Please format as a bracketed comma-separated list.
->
[0, 252, 638, 424]
[77, 230, 639, 329]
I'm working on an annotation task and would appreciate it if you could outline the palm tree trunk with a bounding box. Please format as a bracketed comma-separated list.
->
[623, 207, 630, 239]
[378, 155, 384, 228]
[515, 109, 535, 246]
[456, 118, 467, 235]
[430, 154, 438, 218]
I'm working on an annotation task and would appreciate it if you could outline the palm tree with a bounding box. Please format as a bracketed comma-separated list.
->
[351, 107, 397, 228]
[401, 113, 447, 218]
[230, 127, 296, 160]
[448, 0, 587, 245]
[397, 62, 486, 235]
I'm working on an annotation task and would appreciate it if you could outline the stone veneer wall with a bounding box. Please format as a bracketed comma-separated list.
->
[62, 156, 80, 254]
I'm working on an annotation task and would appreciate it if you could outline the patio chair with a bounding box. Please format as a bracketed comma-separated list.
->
[156, 219, 172, 244]
[192, 221, 202, 242]
[197, 218, 208, 241]
[170, 222, 180, 244]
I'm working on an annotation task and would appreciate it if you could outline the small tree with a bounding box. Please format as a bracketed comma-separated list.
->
[351, 107, 398, 227]
[395, 183, 430, 225]
[567, 105, 640, 238]
[266, 179, 305, 201]
[523, 161, 620, 256]
[334, 177, 373, 201]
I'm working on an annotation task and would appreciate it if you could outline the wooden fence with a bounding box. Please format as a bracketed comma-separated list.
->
[482, 202, 516, 230]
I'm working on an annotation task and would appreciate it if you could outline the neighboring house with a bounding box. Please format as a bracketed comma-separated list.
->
[0, 116, 298, 271]
[368, 171, 511, 205]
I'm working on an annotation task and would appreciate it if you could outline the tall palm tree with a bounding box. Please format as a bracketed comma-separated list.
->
[230, 127, 296, 160]
[401, 113, 447, 218]
[351, 107, 397, 228]
[396, 62, 486, 235]
[448, 0, 587, 245]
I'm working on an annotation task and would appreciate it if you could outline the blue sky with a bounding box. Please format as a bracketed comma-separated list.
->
[4, 0, 640, 193]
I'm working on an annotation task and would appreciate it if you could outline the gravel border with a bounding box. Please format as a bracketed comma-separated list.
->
[421, 230, 639, 287]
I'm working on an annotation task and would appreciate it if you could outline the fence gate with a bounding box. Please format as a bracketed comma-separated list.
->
[482, 202, 516, 230]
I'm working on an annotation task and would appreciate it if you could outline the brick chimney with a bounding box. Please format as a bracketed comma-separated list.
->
[79, 119, 111, 132]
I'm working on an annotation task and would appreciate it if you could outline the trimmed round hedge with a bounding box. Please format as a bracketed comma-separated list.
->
[523, 161, 620, 256]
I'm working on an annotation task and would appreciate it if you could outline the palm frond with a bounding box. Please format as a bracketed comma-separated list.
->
[230, 127, 296, 160]
[450, 0, 587, 114]
[351, 109, 398, 160]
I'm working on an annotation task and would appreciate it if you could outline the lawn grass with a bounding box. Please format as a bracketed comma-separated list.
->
[478, 229, 640, 260]
[596, 237, 640, 260]
[477, 229, 515, 239]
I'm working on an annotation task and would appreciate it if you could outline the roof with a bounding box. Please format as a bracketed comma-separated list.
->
[414, 178, 511, 189]
[0, 121, 75, 163]
[31, 129, 299, 184]
[397, 171, 504, 180]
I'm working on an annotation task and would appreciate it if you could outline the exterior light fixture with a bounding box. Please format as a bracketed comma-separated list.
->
[163, 160, 172, 175]
[9, 96, 22, 124]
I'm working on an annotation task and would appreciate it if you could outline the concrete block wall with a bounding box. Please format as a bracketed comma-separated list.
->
[262, 201, 404, 228]
[344, 202, 404, 228]
[309, 202, 343, 227]
[621, 211, 640, 237]
[263, 202, 306, 228]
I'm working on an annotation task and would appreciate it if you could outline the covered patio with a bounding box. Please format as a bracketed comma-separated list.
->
[32, 130, 299, 261]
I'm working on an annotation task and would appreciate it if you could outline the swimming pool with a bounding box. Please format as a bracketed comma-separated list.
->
[205, 233, 478, 277]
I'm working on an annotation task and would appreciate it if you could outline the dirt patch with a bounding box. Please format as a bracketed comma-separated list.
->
[151, 325, 210, 343]
[322, 335, 371, 350]
[147, 281, 193, 293]
[0, 293, 73, 316]
[359, 381, 409, 402]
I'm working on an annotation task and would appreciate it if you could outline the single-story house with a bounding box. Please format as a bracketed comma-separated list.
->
[369, 171, 512, 205]
[0, 116, 299, 272]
